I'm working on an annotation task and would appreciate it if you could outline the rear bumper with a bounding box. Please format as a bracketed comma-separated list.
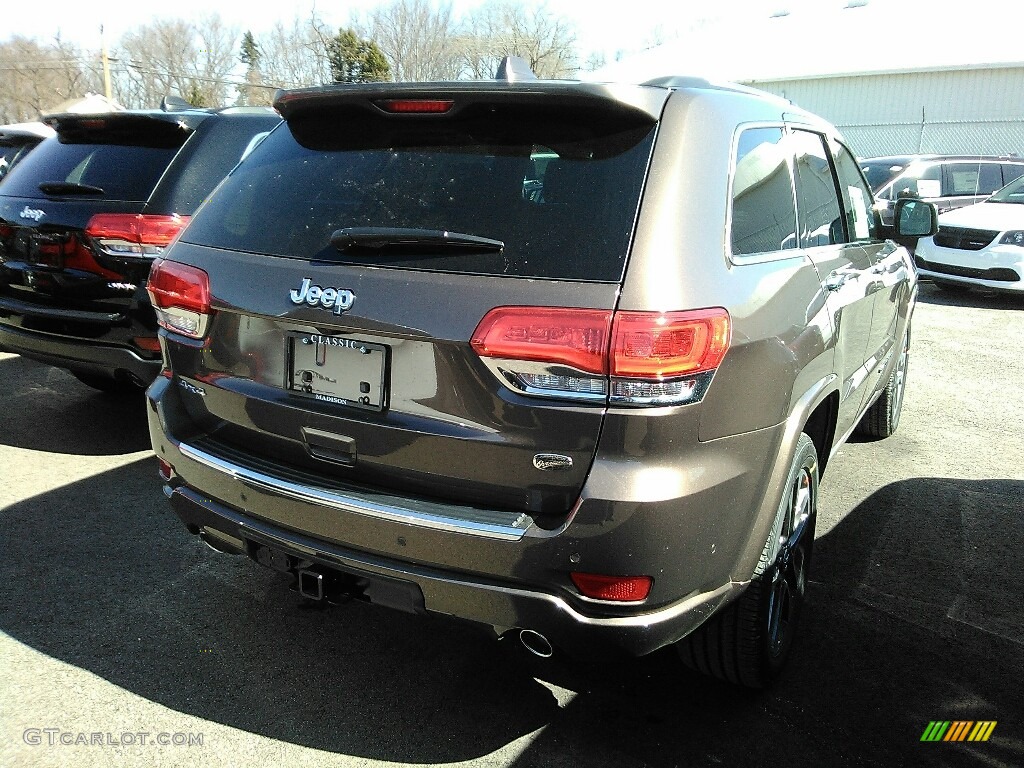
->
[165, 481, 744, 656]
[0, 321, 160, 383]
[147, 375, 792, 658]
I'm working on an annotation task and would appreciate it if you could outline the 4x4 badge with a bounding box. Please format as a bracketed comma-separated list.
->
[289, 278, 355, 315]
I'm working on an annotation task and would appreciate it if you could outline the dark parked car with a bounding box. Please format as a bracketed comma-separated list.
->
[865, 154, 1024, 227]
[0, 105, 280, 391]
[147, 65, 935, 687]
[0, 122, 54, 182]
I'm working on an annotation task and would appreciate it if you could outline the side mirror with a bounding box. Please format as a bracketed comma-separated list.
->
[894, 198, 937, 237]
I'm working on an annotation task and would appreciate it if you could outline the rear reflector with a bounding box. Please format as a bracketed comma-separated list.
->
[86, 213, 190, 258]
[157, 458, 174, 481]
[570, 572, 652, 602]
[471, 306, 730, 406]
[375, 99, 454, 114]
[147, 259, 211, 339]
[133, 336, 162, 352]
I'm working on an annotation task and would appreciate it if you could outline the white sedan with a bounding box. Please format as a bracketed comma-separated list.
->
[915, 175, 1024, 293]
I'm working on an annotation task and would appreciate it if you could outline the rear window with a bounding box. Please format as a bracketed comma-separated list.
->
[182, 105, 657, 282]
[1, 135, 183, 202]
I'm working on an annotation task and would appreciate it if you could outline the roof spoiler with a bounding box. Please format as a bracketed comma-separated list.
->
[495, 56, 537, 82]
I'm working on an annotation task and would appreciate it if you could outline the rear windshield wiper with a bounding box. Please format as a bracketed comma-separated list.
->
[331, 227, 504, 255]
[38, 181, 105, 196]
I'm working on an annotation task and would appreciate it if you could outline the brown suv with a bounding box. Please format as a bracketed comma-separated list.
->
[146, 65, 936, 687]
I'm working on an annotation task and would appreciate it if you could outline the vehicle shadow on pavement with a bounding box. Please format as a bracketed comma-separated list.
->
[0, 355, 150, 456]
[917, 281, 1024, 310]
[0, 458, 558, 763]
[2, 462, 1022, 766]
[499, 477, 1024, 768]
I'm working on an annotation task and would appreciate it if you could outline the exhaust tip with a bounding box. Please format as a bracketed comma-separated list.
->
[518, 629, 554, 658]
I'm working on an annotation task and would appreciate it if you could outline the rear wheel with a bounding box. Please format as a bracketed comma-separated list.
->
[677, 433, 818, 688]
[856, 324, 909, 439]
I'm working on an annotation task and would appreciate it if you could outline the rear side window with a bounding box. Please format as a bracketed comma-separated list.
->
[182, 105, 657, 282]
[146, 114, 281, 215]
[880, 164, 940, 200]
[730, 127, 798, 256]
[792, 130, 844, 247]
[0, 137, 181, 202]
[944, 163, 1001, 196]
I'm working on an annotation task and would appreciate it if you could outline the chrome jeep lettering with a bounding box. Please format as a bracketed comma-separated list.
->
[20, 206, 45, 222]
[289, 278, 355, 315]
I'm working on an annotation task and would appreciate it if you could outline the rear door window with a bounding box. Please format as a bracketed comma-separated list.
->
[944, 162, 1002, 196]
[730, 126, 798, 256]
[182, 105, 657, 282]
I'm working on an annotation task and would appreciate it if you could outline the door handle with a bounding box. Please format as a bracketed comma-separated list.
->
[824, 271, 851, 291]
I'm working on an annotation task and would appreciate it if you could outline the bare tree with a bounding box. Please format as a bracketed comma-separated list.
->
[358, 0, 462, 82]
[112, 15, 240, 108]
[460, 1, 578, 79]
[258, 15, 333, 89]
[0, 35, 103, 121]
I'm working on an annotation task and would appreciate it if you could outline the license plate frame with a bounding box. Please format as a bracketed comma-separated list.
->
[287, 333, 388, 412]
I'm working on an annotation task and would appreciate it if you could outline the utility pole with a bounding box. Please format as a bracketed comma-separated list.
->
[101, 24, 112, 100]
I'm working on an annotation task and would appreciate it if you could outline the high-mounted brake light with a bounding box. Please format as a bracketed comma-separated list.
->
[471, 306, 731, 406]
[147, 259, 211, 339]
[375, 99, 454, 114]
[86, 213, 191, 259]
[570, 572, 652, 602]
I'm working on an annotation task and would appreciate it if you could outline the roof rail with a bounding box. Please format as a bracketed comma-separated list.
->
[495, 56, 537, 82]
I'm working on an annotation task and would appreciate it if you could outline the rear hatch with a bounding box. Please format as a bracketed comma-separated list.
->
[162, 83, 666, 520]
[0, 113, 197, 343]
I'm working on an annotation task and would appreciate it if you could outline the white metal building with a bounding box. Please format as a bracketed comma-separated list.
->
[589, 1, 1024, 159]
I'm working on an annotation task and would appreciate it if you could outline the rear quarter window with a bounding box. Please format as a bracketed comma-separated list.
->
[145, 114, 282, 215]
[182, 105, 656, 282]
[730, 126, 798, 257]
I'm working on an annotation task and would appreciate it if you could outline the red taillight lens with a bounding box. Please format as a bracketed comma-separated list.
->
[471, 307, 612, 375]
[86, 213, 191, 258]
[611, 309, 730, 378]
[147, 258, 211, 339]
[570, 573, 652, 602]
[375, 99, 454, 114]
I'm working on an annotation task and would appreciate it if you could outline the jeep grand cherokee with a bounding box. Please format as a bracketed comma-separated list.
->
[146, 65, 935, 687]
[0, 106, 280, 392]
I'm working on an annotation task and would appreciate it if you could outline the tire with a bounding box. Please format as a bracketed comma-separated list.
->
[856, 324, 909, 440]
[677, 433, 818, 688]
[71, 371, 140, 395]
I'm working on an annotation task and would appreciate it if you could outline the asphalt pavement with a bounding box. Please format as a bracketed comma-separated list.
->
[1, 282, 1022, 768]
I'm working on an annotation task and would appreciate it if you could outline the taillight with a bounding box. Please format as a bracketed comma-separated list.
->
[85, 213, 190, 258]
[147, 258, 211, 339]
[570, 572, 652, 602]
[471, 306, 730, 406]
